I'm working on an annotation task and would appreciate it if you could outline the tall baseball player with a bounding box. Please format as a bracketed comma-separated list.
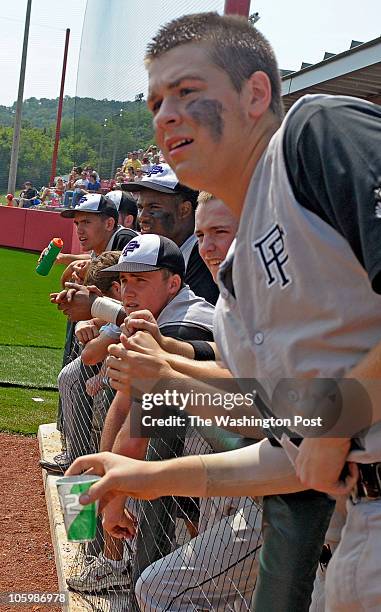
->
[67, 12, 381, 612]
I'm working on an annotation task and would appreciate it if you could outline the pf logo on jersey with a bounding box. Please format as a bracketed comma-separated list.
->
[253, 224, 291, 288]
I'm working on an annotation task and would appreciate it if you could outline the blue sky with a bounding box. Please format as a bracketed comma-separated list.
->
[0, 0, 380, 106]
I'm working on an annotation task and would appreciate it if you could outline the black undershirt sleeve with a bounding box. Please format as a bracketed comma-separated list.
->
[283, 97, 381, 292]
[160, 323, 214, 343]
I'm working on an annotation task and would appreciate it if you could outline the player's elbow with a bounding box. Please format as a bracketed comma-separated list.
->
[81, 347, 101, 366]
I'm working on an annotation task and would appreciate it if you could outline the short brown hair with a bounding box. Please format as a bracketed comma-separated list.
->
[146, 12, 283, 120]
[84, 251, 121, 294]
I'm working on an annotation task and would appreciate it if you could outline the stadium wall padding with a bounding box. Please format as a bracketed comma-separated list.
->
[0, 207, 81, 253]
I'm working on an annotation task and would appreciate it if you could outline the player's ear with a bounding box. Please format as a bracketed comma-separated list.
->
[111, 281, 121, 300]
[105, 216, 116, 231]
[167, 273, 182, 295]
[243, 71, 272, 119]
[178, 200, 193, 219]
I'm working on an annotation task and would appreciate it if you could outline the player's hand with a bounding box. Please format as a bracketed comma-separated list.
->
[85, 374, 102, 397]
[75, 319, 100, 344]
[71, 260, 90, 283]
[64, 282, 103, 301]
[54, 283, 102, 321]
[65, 451, 160, 509]
[123, 310, 162, 344]
[38, 247, 48, 264]
[295, 437, 358, 496]
[101, 495, 137, 539]
[50, 288, 69, 304]
[106, 342, 172, 394]
[121, 329, 166, 358]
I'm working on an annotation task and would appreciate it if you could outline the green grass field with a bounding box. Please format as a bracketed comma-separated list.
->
[0, 247, 67, 434]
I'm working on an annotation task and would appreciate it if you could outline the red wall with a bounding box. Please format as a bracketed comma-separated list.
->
[0, 207, 81, 254]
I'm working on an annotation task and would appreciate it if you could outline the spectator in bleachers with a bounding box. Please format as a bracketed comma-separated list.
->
[124, 166, 136, 183]
[40, 177, 66, 204]
[140, 156, 152, 174]
[145, 144, 158, 161]
[134, 168, 144, 182]
[85, 172, 101, 194]
[69, 170, 90, 208]
[114, 173, 126, 188]
[84, 165, 100, 182]
[17, 181, 39, 208]
[63, 166, 82, 208]
[122, 151, 142, 174]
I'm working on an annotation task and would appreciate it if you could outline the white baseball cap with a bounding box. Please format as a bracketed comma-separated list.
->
[100, 233, 185, 277]
[60, 193, 118, 220]
[124, 163, 181, 194]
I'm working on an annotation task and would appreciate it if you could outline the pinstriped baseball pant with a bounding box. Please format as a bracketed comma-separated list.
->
[135, 497, 262, 611]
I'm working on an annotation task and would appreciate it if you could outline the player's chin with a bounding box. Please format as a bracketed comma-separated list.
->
[172, 161, 205, 191]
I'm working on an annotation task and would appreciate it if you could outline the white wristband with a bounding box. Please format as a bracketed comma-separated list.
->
[91, 297, 123, 325]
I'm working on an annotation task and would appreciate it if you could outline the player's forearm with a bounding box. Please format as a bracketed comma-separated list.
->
[57, 253, 91, 266]
[147, 455, 207, 498]
[311, 342, 381, 441]
[81, 337, 116, 366]
[100, 392, 130, 451]
[149, 439, 303, 499]
[343, 340, 381, 431]
[165, 354, 231, 379]
[111, 408, 149, 460]
[202, 438, 304, 497]
[161, 336, 196, 358]
[89, 297, 125, 326]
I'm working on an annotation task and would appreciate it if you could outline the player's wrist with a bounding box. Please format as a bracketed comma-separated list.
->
[91, 297, 122, 325]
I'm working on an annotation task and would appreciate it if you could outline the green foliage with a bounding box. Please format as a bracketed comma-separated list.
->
[0, 96, 155, 190]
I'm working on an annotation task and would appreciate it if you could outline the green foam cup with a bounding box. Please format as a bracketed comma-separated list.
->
[56, 475, 101, 542]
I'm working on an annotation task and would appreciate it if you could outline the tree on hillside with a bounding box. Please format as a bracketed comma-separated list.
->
[0, 96, 155, 189]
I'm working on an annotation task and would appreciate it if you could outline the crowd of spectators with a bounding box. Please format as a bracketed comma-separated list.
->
[8, 145, 163, 211]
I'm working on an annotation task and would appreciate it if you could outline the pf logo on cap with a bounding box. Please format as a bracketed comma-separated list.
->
[123, 240, 141, 255]
[147, 165, 163, 176]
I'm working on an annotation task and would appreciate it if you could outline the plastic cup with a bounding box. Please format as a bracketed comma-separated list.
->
[56, 475, 100, 542]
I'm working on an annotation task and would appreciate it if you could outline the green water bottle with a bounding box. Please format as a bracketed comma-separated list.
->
[36, 237, 63, 276]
